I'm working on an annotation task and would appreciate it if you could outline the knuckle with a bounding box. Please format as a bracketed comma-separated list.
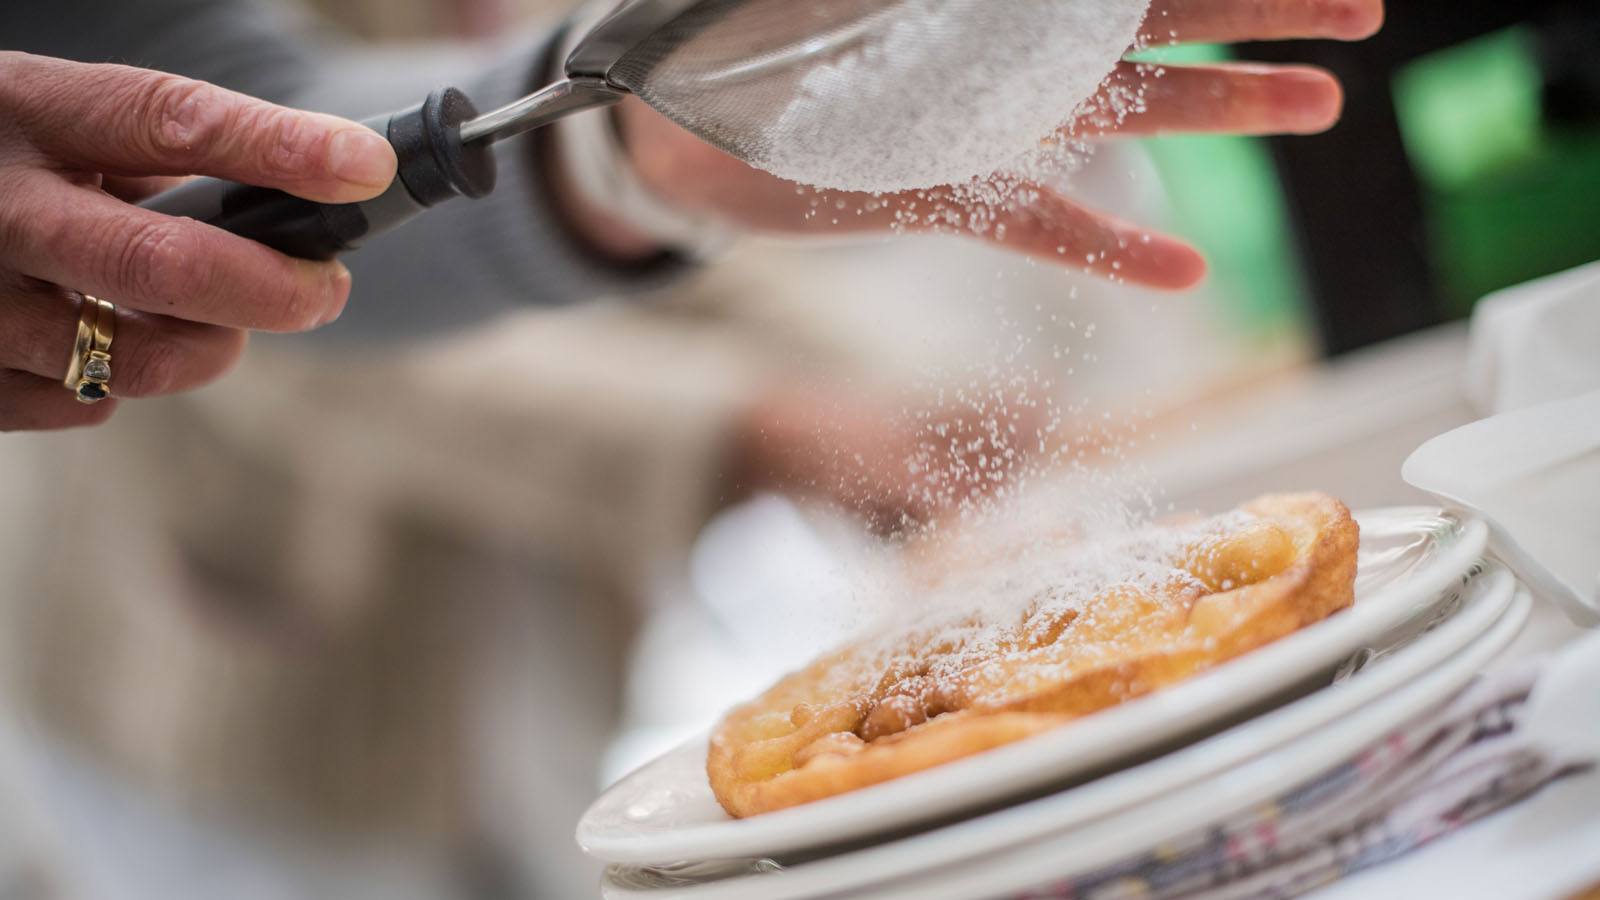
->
[247, 107, 319, 181]
[140, 75, 229, 163]
[113, 218, 195, 303]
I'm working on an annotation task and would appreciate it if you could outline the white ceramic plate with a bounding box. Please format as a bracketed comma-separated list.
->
[580, 509, 1489, 866]
[844, 579, 1533, 900]
[599, 562, 1519, 899]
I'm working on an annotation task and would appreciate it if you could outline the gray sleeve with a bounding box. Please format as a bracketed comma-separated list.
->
[1, 0, 683, 340]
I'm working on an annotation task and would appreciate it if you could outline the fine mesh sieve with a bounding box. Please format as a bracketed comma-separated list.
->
[145, 0, 1145, 260]
[597, 0, 910, 166]
[465, 0, 1149, 192]
[465, 0, 1032, 170]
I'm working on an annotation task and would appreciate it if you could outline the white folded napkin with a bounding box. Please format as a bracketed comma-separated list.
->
[1406, 262, 1600, 625]
[1465, 260, 1600, 414]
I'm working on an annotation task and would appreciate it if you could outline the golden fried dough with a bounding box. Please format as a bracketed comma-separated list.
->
[707, 493, 1358, 818]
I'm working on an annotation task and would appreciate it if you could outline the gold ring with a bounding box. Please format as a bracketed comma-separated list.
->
[63, 295, 115, 404]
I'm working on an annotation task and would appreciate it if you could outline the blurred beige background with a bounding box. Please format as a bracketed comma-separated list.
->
[0, 1, 1304, 898]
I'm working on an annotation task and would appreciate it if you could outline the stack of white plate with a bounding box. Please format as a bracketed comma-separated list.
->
[578, 508, 1527, 900]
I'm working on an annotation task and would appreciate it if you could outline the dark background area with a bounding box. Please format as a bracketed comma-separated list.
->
[1244, 0, 1600, 355]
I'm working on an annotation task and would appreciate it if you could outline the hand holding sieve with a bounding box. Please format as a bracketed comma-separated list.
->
[141, 0, 901, 260]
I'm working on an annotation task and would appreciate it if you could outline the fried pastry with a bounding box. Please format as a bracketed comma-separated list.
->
[707, 492, 1358, 818]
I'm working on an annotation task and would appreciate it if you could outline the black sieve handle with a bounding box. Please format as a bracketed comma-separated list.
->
[141, 88, 497, 261]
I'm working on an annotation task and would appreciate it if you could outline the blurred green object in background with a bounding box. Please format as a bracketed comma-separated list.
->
[1393, 26, 1600, 317]
[1136, 44, 1313, 345]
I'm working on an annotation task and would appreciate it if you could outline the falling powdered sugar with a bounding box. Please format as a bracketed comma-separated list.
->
[895, 511, 1254, 646]
[808, 508, 1263, 726]
[756, 0, 1152, 194]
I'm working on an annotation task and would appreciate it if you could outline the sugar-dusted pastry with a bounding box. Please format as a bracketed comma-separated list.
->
[708, 493, 1359, 818]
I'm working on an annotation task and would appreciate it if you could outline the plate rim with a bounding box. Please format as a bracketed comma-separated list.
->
[598, 563, 1518, 899]
[580, 509, 1490, 864]
[854, 582, 1534, 900]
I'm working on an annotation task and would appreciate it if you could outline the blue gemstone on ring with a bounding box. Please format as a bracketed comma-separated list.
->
[77, 382, 108, 402]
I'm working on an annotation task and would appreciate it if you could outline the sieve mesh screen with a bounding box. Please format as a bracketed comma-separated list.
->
[609, 0, 903, 162]
[607, 0, 1151, 193]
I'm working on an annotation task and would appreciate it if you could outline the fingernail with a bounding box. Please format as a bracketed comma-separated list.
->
[327, 128, 396, 189]
[317, 262, 352, 327]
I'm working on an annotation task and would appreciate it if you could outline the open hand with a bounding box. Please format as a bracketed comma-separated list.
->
[579, 0, 1383, 290]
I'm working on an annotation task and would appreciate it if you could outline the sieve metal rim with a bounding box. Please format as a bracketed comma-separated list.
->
[566, 0, 708, 82]
[568, 0, 893, 88]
